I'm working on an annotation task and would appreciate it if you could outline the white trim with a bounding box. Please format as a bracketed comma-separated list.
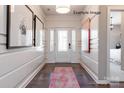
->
[80, 62, 109, 84]
[107, 6, 124, 81]
[47, 60, 55, 63]
[81, 54, 98, 64]
[18, 62, 45, 88]
[80, 62, 98, 81]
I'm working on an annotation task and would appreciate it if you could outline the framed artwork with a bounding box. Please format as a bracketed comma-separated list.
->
[0, 5, 6, 47]
[0, 6, 5, 34]
[34, 15, 45, 50]
[6, 5, 34, 49]
[81, 18, 91, 53]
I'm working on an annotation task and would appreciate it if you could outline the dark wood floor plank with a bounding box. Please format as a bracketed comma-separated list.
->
[26, 63, 124, 88]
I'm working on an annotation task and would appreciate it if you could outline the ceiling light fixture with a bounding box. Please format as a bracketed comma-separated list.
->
[56, 5, 70, 14]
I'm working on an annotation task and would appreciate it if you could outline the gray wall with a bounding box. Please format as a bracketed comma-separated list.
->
[98, 6, 108, 80]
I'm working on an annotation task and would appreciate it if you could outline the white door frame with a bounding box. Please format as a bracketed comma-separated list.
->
[47, 27, 78, 63]
[107, 6, 124, 81]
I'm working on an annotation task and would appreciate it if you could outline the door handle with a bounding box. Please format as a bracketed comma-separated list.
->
[69, 43, 71, 49]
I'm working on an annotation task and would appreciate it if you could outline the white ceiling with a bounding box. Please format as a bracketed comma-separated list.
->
[41, 5, 86, 15]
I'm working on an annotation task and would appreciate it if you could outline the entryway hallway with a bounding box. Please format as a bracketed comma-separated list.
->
[1, 5, 124, 88]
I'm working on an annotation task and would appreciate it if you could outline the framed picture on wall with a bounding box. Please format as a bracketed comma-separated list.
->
[34, 15, 45, 50]
[6, 5, 34, 49]
[0, 6, 6, 35]
[0, 5, 6, 47]
[81, 18, 91, 53]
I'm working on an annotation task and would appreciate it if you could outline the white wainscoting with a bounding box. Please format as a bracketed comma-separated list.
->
[0, 49, 45, 88]
[80, 54, 98, 82]
[80, 55, 109, 84]
[81, 55, 98, 75]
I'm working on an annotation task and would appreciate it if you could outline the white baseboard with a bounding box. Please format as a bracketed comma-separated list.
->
[18, 62, 45, 88]
[46, 60, 80, 63]
[80, 62, 109, 84]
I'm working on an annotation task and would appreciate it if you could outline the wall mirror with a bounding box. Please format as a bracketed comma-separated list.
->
[7, 5, 34, 49]
[34, 15, 45, 50]
[81, 18, 91, 53]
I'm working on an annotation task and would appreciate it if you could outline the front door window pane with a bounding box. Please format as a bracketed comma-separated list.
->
[58, 31, 68, 51]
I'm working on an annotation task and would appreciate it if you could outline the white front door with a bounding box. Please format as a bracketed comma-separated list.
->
[55, 29, 70, 62]
[48, 28, 77, 63]
[53, 28, 76, 62]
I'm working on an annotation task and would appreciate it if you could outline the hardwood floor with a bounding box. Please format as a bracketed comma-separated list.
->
[26, 63, 124, 88]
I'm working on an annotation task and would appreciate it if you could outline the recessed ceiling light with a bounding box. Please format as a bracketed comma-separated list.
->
[56, 5, 70, 14]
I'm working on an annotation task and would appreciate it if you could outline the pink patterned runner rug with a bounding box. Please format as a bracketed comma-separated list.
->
[49, 67, 80, 88]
